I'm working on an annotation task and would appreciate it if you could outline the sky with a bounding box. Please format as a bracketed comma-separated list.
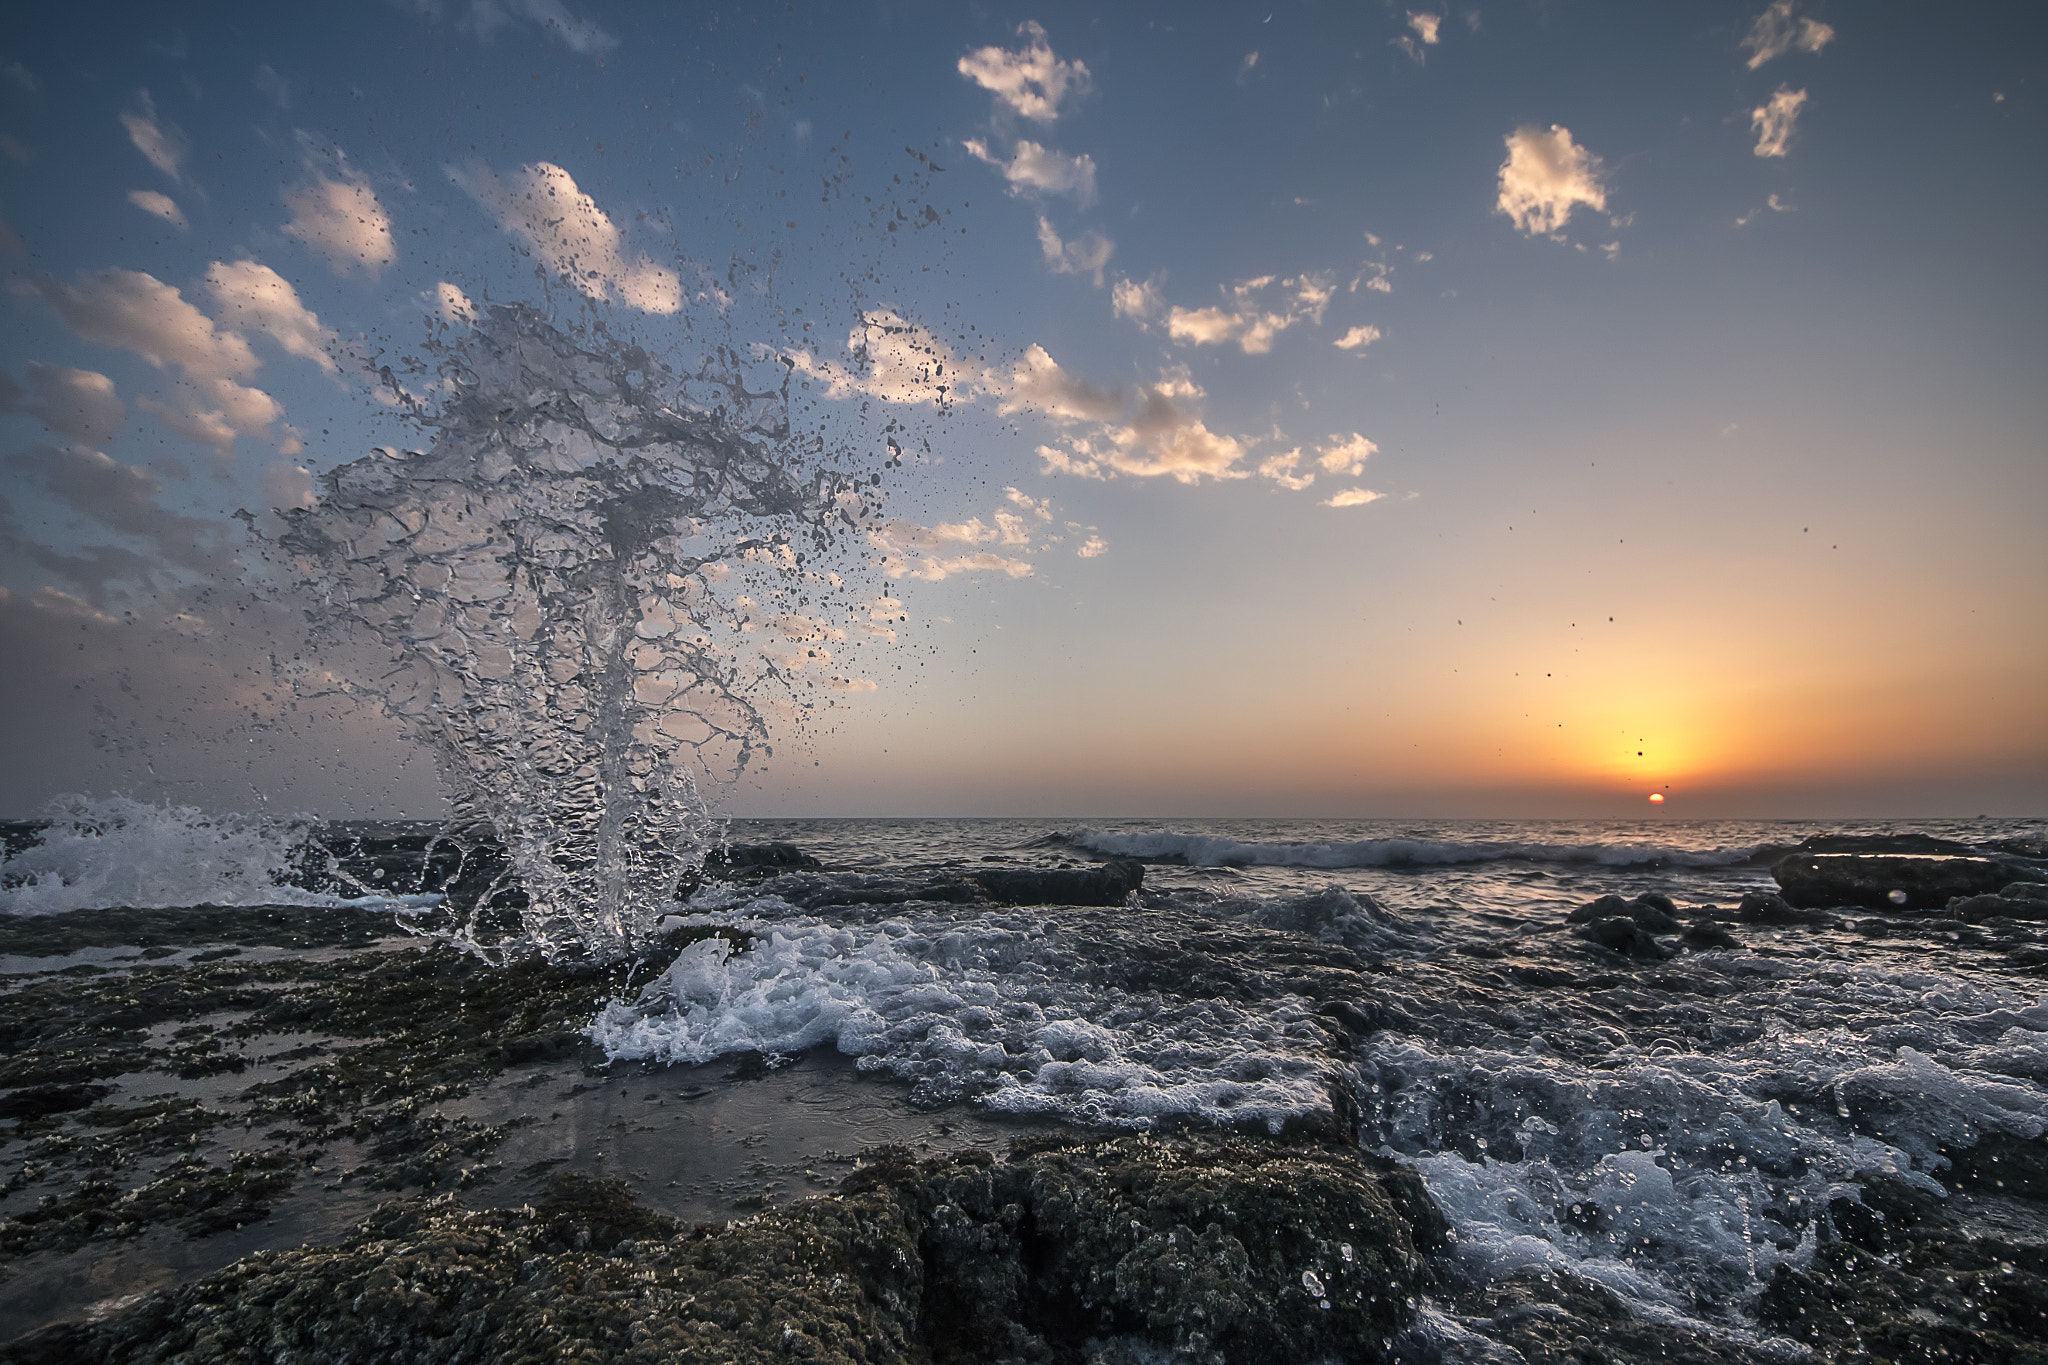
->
[0, 0, 2043, 820]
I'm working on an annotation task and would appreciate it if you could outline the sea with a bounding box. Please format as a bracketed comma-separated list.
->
[6, 802, 2046, 1354]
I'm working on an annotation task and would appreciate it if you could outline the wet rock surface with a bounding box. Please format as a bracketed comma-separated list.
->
[1756, 1171, 2048, 1364]
[1774, 850, 2044, 912]
[7, 1136, 1436, 1365]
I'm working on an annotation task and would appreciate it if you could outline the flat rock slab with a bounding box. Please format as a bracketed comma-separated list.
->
[1773, 852, 2036, 912]
[9, 1135, 1441, 1365]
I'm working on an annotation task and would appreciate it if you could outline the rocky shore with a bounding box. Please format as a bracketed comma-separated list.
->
[3, 831, 2046, 1361]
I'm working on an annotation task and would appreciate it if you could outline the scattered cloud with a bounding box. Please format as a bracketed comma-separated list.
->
[991, 345, 1121, 423]
[1334, 324, 1382, 352]
[1742, 0, 1835, 69]
[1769, 192, 1792, 212]
[1395, 12, 1442, 61]
[205, 260, 340, 373]
[1238, 51, 1260, 84]
[1316, 433, 1377, 476]
[1037, 372, 1252, 484]
[0, 209, 22, 256]
[120, 90, 187, 182]
[790, 310, 973, 409]
[957, 20, 1090, 122]
[1165, 273, 1333, 354]
[261, 459, 316, 512]
[1035, 216, 1114, 286]
[3, 61, 37, 96]
[868, 513, 1037, 581]
[1751, 86, 1807, 157]
[0, 364, 126, 444]
[1258, 449, 1315, 491]
[283, 162, 396, 275]
[20, 268, 258, 384]
[1112, 273, 1166, 323]
[1323, 487, 1386, 508]
[1496, 124, 1607, 236]
[962, 137, 1098, 206]
[1076, 535, 1107, 558]
[15, 266, 309, 458]
[127, 189, 188, 230]
[450, 159, 680, 313]
[0, 134, 30, 166]
[437, 281, 478, 324]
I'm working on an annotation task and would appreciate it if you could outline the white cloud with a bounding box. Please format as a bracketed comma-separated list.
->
[957, 20, 1090, 122]
[1496, 124, 1608, 236]
[1076, 535, 1107, 558]
[437, 281, 478, 324]
[206, 260, 339, 373]
[1112, 273, 1166, 324]
[1334, 324, 1382, 352]
[1323, 487, 1385, 508]
[1165, 273, 1333, 354]
[127, 190, 187, 230]
[991, 345, 1120, 423]
[15, 267, 307, 457]
[868, 513, 1036, 582]
[1035, 216, 1113, 286]
[1003, 486, 1055, 522]
[1040, 379, 1252, 484]
[1317, 433, 1378, 476]
[1257, 448, 1315, 491]
[790, 311, 979, 409]
[450, 160, 681, 313]
[1751, 86, 1807, 158]
[283, 169, 396, 275]
[254, 64, 293, 110]
[120, 91, 187, 182]
[1742, 0, 1836, 69]
[963, 138, 1098, 206]
[261, 459, 316, 512]
[1395, 12, 1442, 61]
[0, 365, 126, 444]
[20, 269, 257, 383]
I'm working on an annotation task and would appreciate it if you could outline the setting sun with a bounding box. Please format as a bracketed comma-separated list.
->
[1648, 793, 1666, 804]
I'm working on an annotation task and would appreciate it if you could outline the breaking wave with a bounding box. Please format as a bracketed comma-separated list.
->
[1065, 827, 1761, 871]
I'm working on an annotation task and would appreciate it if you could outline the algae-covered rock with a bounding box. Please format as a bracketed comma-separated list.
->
[11, 1136, 1441, 1365]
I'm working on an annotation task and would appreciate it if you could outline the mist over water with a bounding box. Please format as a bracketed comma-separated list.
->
[275, 305, 886, 959]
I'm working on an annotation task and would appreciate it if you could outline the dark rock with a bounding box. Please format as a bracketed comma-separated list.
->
[1567, 892, 1680, 933]
[1950, 893, 2048, 923]
[1571, 916, 1670, 960]
[1682, 920, 1740, 950]
[1567, 893, 1634, 924]
[29, 1138, 1441, 1365]
[0, 1083, 113, 1121]
[1773, 851, 2033, 912]
[1942, 1130, 2048, 1199]
[1730, 889, 1830, 925]
[703, 841, 823, 879]
[969, 858, 1143, 906]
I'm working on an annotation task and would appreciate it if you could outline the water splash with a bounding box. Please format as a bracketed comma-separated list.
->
[279, 305, 881, 959]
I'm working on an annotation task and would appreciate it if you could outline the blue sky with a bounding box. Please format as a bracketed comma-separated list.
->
[2, 1, 2044, 818]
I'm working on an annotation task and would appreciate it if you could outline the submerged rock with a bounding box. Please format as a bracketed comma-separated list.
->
[703, 841, 824, 879]
[968, 858, 1144, 907]
[13, 1136, 1441, 1365]
[1773, 851, 2038, 912]
[1949, 881, 2048, 924]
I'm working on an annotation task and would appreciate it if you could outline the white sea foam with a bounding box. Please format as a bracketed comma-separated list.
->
[0, 795, 434, 915]
[591, 901, 1341, 1128]
[1362, 967, 2048, 1315]
[1067, 827, 1758, 871]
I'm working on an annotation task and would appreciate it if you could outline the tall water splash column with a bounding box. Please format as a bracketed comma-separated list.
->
[281, 306, 868, 959]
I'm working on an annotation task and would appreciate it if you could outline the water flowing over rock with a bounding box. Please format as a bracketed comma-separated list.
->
[278, 305, 880, 959]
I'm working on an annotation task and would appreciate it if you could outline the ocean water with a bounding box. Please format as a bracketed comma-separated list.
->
[7, 800, 2046, 1348]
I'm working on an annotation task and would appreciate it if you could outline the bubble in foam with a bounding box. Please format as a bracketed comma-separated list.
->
[278, 305, 882, 959]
